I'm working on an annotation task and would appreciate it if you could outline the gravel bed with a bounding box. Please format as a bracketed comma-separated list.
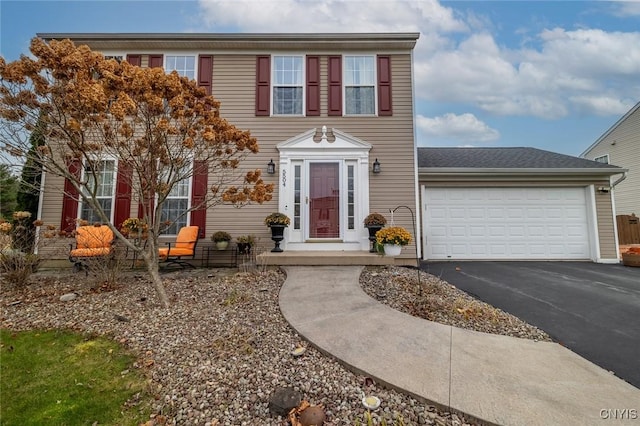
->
[2, 267, 476, 426]
[360, 266, 551, 341]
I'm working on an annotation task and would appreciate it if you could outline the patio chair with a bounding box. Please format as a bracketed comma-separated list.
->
[158, 226, 199, 269]
[69, 225, 115, 273]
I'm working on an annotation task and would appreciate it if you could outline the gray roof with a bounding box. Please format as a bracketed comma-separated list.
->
[418, 147, 622, 170]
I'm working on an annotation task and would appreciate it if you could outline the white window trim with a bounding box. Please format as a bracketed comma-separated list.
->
[271, 54, 306, 117]
[593, 154, 609, 164]
[157, 160, 194, 236]
[77, 156, 118, 224]
[342, 54, 378, 117]
[164, 53, 198, 80]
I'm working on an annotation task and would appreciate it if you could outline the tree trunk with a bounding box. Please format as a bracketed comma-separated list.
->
[141, 239, 170, 308]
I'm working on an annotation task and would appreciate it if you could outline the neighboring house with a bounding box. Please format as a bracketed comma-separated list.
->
[418, 147, 624, 263]
[36, 33, 420, 261]
[581, 101, 640, 217]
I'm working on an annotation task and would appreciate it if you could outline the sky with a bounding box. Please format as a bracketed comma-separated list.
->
[1, 0, 640, 157]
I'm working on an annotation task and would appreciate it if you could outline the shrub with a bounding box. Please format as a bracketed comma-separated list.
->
[364, 212, 387, 227]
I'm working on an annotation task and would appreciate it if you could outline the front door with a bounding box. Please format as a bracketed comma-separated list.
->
[309, 163, 340, 239]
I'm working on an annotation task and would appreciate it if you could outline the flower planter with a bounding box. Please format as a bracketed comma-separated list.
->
[215, 241, 229, 251]
[366, 225, 383, 253]
[622, 252, 640, 267]
[270, 224, 286, 252]
[237, 242, 252, 255]
[383, 244, 402, 256]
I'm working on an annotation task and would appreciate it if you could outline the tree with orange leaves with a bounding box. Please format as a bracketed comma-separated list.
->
[0, 38, 273, 307]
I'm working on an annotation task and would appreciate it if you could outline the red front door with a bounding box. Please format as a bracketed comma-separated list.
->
[309, 163, 340, 238]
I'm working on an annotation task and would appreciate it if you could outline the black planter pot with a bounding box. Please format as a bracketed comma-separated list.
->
[366, 225, 384, 252]
[269, 225, 286, 252]
[237, 242, 252, 255]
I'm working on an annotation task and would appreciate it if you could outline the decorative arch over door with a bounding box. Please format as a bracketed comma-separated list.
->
[277, 126, 372, 251]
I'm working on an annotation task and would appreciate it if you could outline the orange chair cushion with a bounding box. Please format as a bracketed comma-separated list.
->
[70, 247, 113, 258]
[174, 226, 199, 250]
[158, 247, 194, 259]
[75, 225, 114, 249]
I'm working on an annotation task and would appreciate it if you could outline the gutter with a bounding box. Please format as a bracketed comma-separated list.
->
[418, 167, 627, 177]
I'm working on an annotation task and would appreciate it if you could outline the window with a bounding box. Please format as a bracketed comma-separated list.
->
[344, 55, 375, 115]
[273, 55, 303, 115]
[165, 55, 196, 79]
[159, 166, 190, 235]
[594, 155, 609, 164]
[80, 159, 116, 223]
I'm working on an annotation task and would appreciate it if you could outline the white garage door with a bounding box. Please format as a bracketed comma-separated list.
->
[423, 187, 592, 260]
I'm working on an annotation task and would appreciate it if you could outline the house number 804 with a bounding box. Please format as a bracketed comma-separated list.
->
[281, 169, 286, 187]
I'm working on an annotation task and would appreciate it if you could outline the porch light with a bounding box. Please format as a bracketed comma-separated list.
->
[372, 158, 381, 174]
[267, 159, 276, 175]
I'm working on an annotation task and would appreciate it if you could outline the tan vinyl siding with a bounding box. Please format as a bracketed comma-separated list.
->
[208, 54, 417, 257]
[420, 178, 619, 261]
[595, 189, 617, 259]
[37, 42, 418, 260]
[584, 106, 640, 216]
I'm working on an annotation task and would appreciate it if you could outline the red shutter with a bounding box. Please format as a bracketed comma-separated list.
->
[377, 55, 392, 116]
[198, 55, 213, 95]
[190, 160, 208, 238]
[327, 56, 342, 116]
[149, 54, 163, 68]
[306, 56, 320, 116]
[126, 54, 142, 66]
[113, 161, 132, 230]
[60, 159, 81, 232]
[255, 55, 271, 116]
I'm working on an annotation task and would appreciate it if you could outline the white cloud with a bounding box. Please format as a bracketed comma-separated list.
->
[610, 1, 640, 17]
[196, 0, 640, 120]
[198, 0, 466, 34]
[417, 113, 500, 142]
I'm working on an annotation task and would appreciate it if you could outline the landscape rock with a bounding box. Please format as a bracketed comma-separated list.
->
[59, 293, 77, 302]
[268, 387, 302, 417]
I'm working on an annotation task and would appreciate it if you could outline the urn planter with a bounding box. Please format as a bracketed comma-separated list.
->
[270, 225, 286, 252]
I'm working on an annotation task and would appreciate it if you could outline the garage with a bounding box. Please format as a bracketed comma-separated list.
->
[418, 147, 625, 263]
[423, 187, 591, 260]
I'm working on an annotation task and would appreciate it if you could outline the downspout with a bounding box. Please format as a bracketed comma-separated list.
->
[611, 170, 628, 188]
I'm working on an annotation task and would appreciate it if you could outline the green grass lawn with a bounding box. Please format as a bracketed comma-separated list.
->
[0, 329, 151, 425]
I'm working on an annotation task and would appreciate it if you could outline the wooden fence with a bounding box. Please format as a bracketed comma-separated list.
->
[617, 214, 640, 244]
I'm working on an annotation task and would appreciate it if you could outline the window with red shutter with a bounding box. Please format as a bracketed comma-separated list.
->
[126, 54, 141, 66]
[198, 55, 213, 95]
[327, 56, 343, 116]
[255, 55, 271, 116]
[377, 55, 392, 116]
[306, 56, 320, 116]
[60, 159, 81, 232]
[190, 161, 208, 238]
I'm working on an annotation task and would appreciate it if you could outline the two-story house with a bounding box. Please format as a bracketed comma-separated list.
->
[581, 101, 640, 217]
[36, 33, 421, 263]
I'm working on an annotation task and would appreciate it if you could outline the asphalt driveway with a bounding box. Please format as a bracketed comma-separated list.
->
[421, 261, 640, 389]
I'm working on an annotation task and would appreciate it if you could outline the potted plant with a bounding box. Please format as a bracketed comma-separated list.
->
[236, 235, 255, 255]
[364, 213, 387, 253]
[120, 217, 149, 239]
[212, 231, 232, 250]
[264, 212, 290, 252]
[375, 226, 412, 256]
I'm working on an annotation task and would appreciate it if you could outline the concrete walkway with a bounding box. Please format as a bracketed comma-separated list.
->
[279, 266, 640, 426]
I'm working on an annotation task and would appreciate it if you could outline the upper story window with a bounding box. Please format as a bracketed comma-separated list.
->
[594, 155, 609, 164]
[166, 55, 196, 79]
[273, 55, 304, 115]
[344, 55, 375, 115]
[80, 159, 116, 223]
